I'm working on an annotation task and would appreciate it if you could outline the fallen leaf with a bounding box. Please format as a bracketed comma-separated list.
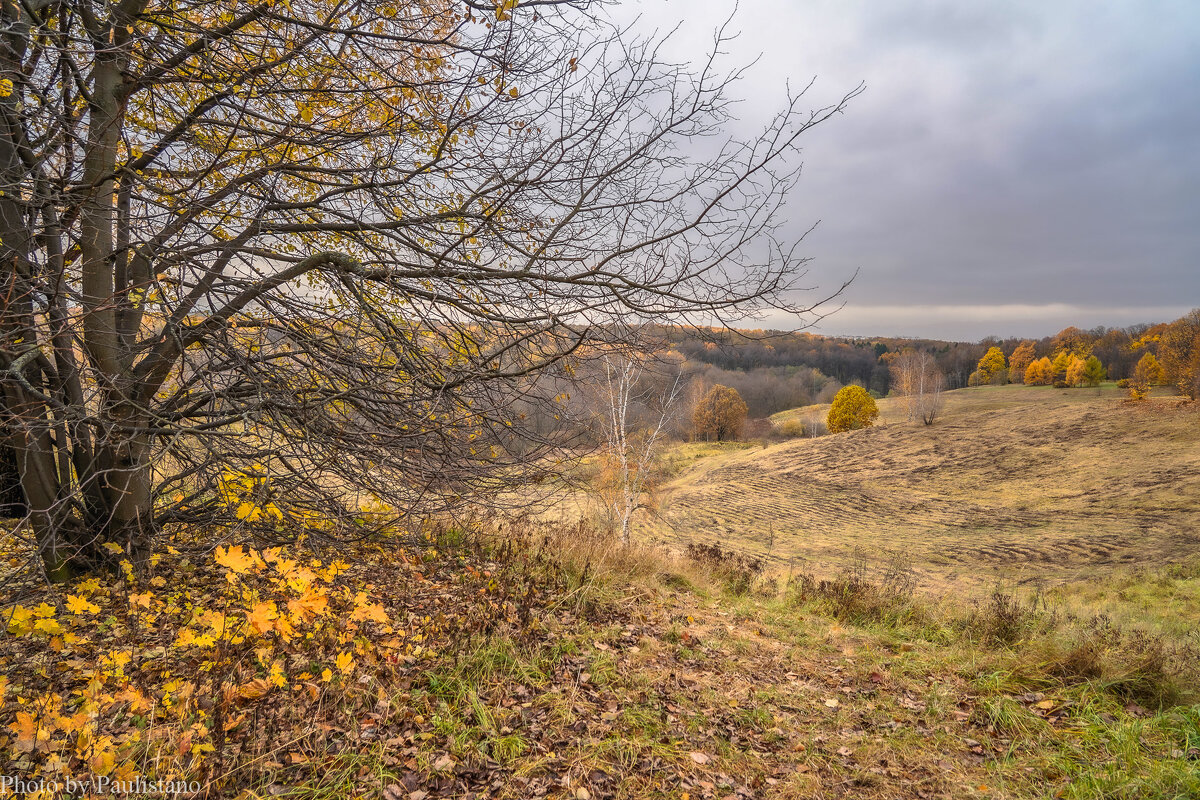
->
[237, 678, 272, 701]
[690, 751, 710, 765]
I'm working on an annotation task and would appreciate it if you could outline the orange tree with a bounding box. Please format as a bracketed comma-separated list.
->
[1023, 357, 1054, 386]
[826, 385, 878, 433]
[692, 385, 749, 442]
[1065, 355, 1087, 387]
[1009, 341, 1036, 384]
[0, 0, 859, 579]
[1158, 310, 1200, 399]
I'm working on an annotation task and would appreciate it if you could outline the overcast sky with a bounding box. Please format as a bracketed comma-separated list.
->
[614, 0, 1200, 341]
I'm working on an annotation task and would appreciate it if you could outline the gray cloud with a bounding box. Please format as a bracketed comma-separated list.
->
[616, 0, 1200, 339]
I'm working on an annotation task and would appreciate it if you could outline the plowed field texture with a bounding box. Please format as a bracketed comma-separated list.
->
[637, 384, 1200, 592]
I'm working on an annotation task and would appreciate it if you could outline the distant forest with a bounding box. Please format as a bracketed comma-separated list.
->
[658, 324, 1158, 418]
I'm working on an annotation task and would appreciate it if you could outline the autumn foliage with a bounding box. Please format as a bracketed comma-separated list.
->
[692, 385, 749, 441]
[1157, 310, 1200, 400]
[1129, 352, 1165, 400]
[0, 531, 528, 792]
[969, 347, 1007, 386]
[1022, 357, 1054, 386]
[1008, 341, 1037, 384]
[826, 386, 879, 433]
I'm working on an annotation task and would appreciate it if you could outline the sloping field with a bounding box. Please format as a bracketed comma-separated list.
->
[639, 385, 1200, 591]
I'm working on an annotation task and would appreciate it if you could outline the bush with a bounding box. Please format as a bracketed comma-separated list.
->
[685, 542, 764, 596]
[777, 419, 805, 438]
[1117, 378, 1131, 389]
[787, 551, 923, 626]
[827, 385, 879, 433]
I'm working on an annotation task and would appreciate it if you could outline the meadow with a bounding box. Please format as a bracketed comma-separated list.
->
[639, 384, 1200, 594]
[3, 383, 1198, 799]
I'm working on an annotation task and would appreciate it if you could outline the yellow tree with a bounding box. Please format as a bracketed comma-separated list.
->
[1051, 350, 1074, 383]
[827, 386, 879, 433]
[1129, 352, 1164, 400]
[976, 347, 1007, 385]
[1065, 355, 1087, 387]
[1081, 355, 1106, 387]
[0, 0, 860, 578]
[692, 386, 749, 442]
[1009, 341, 1037, 384]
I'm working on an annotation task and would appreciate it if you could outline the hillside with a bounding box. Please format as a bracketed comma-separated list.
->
[4, 387, 1199, 798]
[642, 385, 1200, 591]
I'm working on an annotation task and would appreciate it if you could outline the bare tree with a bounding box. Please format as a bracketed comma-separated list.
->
[594, 350, 682, 546]
[0, 0, 857, 579]
[889, 351, 945, 425]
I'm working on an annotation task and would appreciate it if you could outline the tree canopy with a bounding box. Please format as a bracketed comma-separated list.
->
[692, 385, 748, 442]
[826, 385, 878, 433]
[0, 0, 858, 578]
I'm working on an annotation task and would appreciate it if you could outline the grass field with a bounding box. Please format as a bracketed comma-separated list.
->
[638, 384, 1200, 593]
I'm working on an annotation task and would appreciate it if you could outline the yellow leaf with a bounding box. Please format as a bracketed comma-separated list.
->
[321, 668, 332, 683]
[7, 606, 34, 635]
[65, 594, 101, 615]
[0, 78, 12, 97]
[102, 542, 124, 555]
[90, 741, 117, 776]
[287, 589, 329, 623]
[215, 545, 257, 574]
[335, 651, 355, 674]
[10, 711, 46, 752]
[34, 617, 64, 636]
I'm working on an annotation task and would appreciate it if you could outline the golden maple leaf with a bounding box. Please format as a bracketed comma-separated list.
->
[215, 545, 257, 574]
[246, 601, 278, 635]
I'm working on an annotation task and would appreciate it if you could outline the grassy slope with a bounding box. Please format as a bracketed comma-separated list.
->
[640, 385, 1200, 592]
[4, 387, 1199, 799]
[399, 540, 1200, 800]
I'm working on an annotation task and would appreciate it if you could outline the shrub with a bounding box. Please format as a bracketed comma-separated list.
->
[777, 419, 805, 438]
[827, 385, 879, 433]
[787, 552, 923, 626]
[685, 542, 763, 596]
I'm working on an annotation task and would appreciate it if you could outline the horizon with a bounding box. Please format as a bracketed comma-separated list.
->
[617, 0, 1200, 340]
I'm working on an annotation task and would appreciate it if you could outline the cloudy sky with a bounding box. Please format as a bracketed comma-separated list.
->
[616, 0, 1200, 340]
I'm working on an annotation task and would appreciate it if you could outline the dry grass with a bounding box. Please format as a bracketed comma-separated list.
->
[637, 384, 1200, 593]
